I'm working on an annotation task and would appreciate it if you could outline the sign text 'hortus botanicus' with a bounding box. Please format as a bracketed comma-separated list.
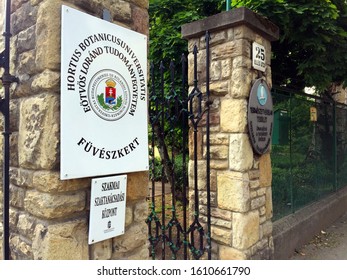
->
[60, 6, 148, 179]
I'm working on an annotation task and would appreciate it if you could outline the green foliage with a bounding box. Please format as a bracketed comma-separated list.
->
[149, 156, 163, 182]
[97, 94, 123, 110]
[271, 90, 339, 220]
[172, 154, 187, 195]
[150, 0, 347, 92]
[290, 97, 314, 153]
[149, 0, 224, 104]
[116, 96, 123, 108]
[150, 0, 223, 64]
[149, 0, 225, 157]
[272, 147, 336, 220]
[235, 0, 347, 91]
[149, 153, 188, 199]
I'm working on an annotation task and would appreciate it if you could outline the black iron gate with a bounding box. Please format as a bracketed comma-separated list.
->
[146, 32, 211, 260]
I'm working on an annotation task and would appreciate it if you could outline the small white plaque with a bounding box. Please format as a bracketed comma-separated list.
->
[88, 175, 127, 244]
[252, 42, 266, 72]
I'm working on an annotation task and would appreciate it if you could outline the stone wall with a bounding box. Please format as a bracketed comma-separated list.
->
[182, 8, 279, 260]
[0, 0, 149, 260]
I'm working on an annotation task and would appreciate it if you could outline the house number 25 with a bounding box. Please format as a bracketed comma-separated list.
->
[252, 42, 266, 72]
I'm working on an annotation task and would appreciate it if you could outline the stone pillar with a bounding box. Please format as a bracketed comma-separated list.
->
[182, 8, 279, 259]
[332, 84, 347, 105]
[0, 0, 149, 260]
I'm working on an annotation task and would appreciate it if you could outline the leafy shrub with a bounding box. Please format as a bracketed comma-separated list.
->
[149, 156, 164, 182]
[149, 153, 188, 200]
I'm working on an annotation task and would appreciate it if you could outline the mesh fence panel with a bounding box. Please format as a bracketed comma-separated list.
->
[271, 88, 346, 221]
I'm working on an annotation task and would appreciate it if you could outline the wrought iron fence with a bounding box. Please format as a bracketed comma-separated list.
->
[271, 86, 347, 220]
[146, 32, 211, 260]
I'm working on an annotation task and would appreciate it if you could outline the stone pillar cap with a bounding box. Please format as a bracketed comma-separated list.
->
[181, 7, 279, 42]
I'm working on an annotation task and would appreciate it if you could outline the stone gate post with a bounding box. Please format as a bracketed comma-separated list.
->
[182, 8, 279, 259]
[0, 0, 149, 260]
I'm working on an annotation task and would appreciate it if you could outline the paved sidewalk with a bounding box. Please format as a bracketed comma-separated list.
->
[290, 211, 347, 260]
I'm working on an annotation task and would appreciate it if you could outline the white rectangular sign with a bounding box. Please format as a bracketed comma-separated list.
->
[88, 175, 127, 244]
[60, 5, 149, 180]
[252, 42, 266, 72]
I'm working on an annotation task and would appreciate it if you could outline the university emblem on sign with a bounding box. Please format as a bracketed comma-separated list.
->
[257, 84, 268, 106]
[88, 69, 130, 121]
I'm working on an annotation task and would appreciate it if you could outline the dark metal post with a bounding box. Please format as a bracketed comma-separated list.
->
[0, 0, 17, 260]
[181, 54, 188, 260]
[205, 31, 211, 260]
[159, 61, 166, 260]
[333, 101, 337, 191]
[289, 92, 293, 213]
